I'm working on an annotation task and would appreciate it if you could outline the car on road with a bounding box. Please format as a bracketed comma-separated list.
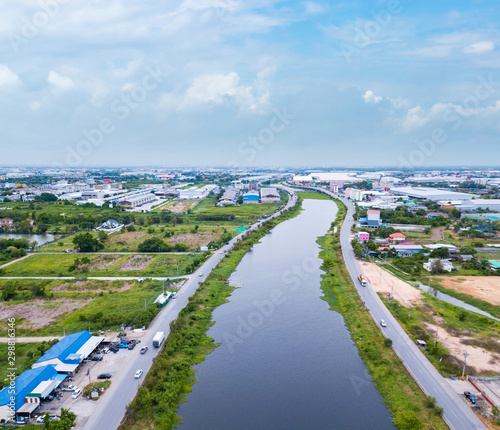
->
[97, 373, 112, 380]
[67, 385, 78, 391]
[380, 319, 387, 327]
[134, 370, 143, 379]
[72, 388, 82, 399]
[199, 273, 203, 277]
[171, 292, 177, 299]
[140, 346, 148, 354]
[464, 391, 477, 404]
[92, 355, 103, 361]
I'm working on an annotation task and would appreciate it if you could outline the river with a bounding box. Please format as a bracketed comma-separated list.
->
[177, 199, 394, 429]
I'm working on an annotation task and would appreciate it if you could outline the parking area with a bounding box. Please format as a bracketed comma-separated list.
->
[34, 330, 148, 425]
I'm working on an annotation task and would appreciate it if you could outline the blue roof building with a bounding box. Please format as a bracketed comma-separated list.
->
[0, 365, 58, 421]
[242, 191, 260, 204]
[33, 330, 103, 373]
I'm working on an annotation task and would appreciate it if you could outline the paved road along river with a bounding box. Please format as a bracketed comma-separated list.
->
[177, 199, 394, 430]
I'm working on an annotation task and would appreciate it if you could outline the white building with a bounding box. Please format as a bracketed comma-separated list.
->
[260, 188, 280, 204]
[423, 258, 454, 272]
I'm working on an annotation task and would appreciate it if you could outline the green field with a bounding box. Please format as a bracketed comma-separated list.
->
[297, 191, 332, 200]
[1, 253, 207, 277]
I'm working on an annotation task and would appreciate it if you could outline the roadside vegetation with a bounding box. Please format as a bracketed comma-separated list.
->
[120, 196, 300, 430]
[318, 199, 447, 430]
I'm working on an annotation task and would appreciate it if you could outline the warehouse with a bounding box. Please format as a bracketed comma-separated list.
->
[459, 199, 500, 212]
[390, 186, 475, 202]
[242, 191, 260, 204]
[260, 188, 280, 204]
[32, 330, 104, 374]
[0, 365, 61, 422]
[119, 192, 157, 208]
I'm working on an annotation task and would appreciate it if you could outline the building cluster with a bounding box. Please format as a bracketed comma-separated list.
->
[0, 331, 104, 423]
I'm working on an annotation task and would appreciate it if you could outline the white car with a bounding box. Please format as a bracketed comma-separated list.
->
[72, 388, 82, 399]
[380, 320, 387, 327]
[199, 273, 203, 277]
[67, 385, 78, 391]
[134, 369, 143, 379]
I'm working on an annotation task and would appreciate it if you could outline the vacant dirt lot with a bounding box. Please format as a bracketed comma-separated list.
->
[161, 200, 198, 213]
[361, 263, 423, 307]
[0, 298, 92, 329]
[423, 322, 500, 374]
[52, 281, 134, 293]
[168, 231, 221, 248]
[119, 255, 153, 271]
[81, 255, 121, 271]
[107, 230, 146, 246]
[434, 276, 500, 307]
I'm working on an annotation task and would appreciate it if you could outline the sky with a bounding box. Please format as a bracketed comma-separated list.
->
[0, 0, 499, 168]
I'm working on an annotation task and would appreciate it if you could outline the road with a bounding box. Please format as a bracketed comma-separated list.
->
[82, 190, 297, 430]
[298, 186, 484, 430]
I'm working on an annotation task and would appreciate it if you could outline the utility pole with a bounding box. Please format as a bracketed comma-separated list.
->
[144, 298, 147, 311]
[462, 351, 469, 379]
[434, 322, 439, 346]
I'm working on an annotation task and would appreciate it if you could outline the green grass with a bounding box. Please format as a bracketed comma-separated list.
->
[318, 199, 447, 430]
[296, 191, 332, 200]
[1, 253, 205, 277]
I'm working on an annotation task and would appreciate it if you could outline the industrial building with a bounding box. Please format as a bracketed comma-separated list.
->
[390, 187, 475, 202]
[260, 188, 280, 204]
[459, 199, 500, 212]
[218, 187, 239, 206]
[0, 365, 61, 422]
[242, 191, 260, 204]
[118, 192, 157, 208]
[32, 330, 104, 374]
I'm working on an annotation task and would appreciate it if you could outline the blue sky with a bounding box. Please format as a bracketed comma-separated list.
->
[1, 0, 499, 168]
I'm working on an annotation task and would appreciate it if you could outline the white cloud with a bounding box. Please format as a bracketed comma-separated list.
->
[0, 64, 20, 88]
[400, 106, 429, 131]
[29, 101, 41, 111]
[303, 2, 325, 14]
[47, 71, 75, 91]
[181, 72, 268, 112]
[362, 90, 382, 104]
[464, 41, 495, 55]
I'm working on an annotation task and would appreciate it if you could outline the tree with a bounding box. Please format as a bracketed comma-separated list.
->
[72, 233, 104, 252]
[431, 259, 444, 274]
[138, 237, 171, 252]
[44, 408, 76, 429]
[35, 193, 58, 202]
[97, 231, 108, 241]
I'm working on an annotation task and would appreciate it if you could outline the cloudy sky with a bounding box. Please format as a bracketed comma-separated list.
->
[1, 0, 499, 168]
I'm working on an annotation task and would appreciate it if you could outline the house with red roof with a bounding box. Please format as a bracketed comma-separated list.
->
[388, 232, 407, 244]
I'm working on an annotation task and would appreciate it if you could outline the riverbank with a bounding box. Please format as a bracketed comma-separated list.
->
[120, 198, 302, 430]
[318, 199, 447, 429]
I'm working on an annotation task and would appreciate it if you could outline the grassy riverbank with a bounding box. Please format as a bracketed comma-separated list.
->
[318, 199, 447, 430]
[120, 198, 301, 430]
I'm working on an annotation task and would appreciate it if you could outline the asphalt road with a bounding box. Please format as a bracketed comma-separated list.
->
[299, 186, 484, 430]
[81, 190, 297, 430]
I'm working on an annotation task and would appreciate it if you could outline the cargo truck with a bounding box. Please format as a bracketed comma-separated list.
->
[152, 331, 165, 348]
[358, 274, 367, 287]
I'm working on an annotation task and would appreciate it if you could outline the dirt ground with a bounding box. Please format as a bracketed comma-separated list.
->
[433, 276, 500, 307]
[82, 255, 121, 271]
[106, 230, 146, 246]
[423, 322, 500, 374]
[0, 298, 93, 329]
[119, 255, 153, 271]
[168, 231, 221, 248]
[52, 281, 134, 293]
[161, 200, 197, 213]
[430, 227, 444, 241]
[361, 262, 423, 307]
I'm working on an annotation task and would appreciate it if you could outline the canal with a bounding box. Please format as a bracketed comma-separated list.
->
[0, 233, 58, 246]
[177, 199, 394, 429]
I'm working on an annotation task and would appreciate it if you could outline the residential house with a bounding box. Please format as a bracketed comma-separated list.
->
[388, 232, 407, 244]
[423, 258, 454, 272]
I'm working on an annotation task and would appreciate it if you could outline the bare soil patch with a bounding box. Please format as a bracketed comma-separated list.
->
[161, 200, 197, 213]
[107, 230, 146, 246]
[423, 322, 500, 374]
[0, 298, 92, 329]
[362, 262, 423, 307]
[168, 231, 221, 248]
[80, 255, 121, 271]
[52, 281, 134, 293]
[119, 255, 153, 271]
[434, 276, 500, 307]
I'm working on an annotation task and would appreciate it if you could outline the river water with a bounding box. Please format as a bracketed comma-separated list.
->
[177, 199, 394, 429]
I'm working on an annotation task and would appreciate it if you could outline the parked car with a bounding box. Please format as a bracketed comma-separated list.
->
[464, 391, 477, 404]
[102, 348, 110, 354]
[97, 373, 112, 380]
[72, 388, 82, 399]
[199, 273, 203, 277]
[92, 355, 103, 361]
[128, 343, 136, 350]
[140, 346, 148, 354]
[134, 369, 143, 379]
[380, 319, 387, 327]
[67, 385, 78, 392]
[110, 346, 119, 353]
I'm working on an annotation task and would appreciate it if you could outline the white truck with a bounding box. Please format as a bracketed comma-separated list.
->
[152, 331, 165, 348]
[358, 274, 367, 287]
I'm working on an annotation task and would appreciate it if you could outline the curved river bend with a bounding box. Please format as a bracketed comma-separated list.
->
[178, 199, 394, 429]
